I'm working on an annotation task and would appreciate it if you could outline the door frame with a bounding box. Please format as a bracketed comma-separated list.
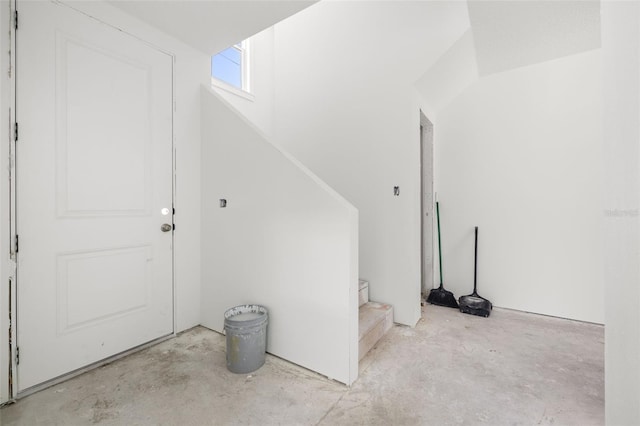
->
[7, 0, 178, 399]
[4, 0, 18, 403]
[419, 111, 435, 297]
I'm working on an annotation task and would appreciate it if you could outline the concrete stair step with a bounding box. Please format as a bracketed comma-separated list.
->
[358, 279, 369, 307]
[358, 301, 393, 361]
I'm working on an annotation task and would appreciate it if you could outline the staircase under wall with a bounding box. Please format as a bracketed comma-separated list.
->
[358, 280, 393, 360]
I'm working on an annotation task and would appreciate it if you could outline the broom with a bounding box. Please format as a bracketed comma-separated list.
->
[426, 202, 459, 309]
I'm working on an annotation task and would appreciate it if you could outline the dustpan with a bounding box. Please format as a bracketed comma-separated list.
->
[459, 226, 492, 317]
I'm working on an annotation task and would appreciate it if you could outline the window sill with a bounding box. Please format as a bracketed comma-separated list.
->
[211, 78, 255, 102]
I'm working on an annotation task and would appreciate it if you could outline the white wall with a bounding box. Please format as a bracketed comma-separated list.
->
[212, 28, 276, 138]
[200, 87, 359, 385]
[415, 29, 478, 116]
[272, 1, 469, 326]
[602, 2, 640, 423]
[435, 49, 603, 323]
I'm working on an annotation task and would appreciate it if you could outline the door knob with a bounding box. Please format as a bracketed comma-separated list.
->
[161, 223, 172, 232]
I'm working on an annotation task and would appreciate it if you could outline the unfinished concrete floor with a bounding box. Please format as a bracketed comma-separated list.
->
[0, 304, 603, 425]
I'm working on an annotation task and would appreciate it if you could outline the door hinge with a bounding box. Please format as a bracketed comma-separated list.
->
[15, 347, 19, 365]
[14, 122, 18, 142]
[15, 235, 18, 253]
[172, 223, 175, 231]
[14, 10, 18, 31]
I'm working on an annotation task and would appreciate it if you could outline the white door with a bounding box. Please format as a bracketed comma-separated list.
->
[16, 1, 174, 391]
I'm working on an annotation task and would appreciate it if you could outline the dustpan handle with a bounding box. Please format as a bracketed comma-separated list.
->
[437, 202, 443, 285]
[473, 226, 478, 294]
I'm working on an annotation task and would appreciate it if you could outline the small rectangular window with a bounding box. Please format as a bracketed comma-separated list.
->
[211, 40, 250, 94]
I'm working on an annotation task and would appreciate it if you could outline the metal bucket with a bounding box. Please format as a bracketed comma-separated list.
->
[223, 305, 268, 374]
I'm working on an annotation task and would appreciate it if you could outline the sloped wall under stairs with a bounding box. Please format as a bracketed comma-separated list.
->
[200, 86, 359, 385]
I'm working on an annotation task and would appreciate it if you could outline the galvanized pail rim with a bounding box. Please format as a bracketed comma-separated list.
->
[224, 304, 268, 329]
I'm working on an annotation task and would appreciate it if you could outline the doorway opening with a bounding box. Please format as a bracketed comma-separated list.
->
[420, 111, 434, 297]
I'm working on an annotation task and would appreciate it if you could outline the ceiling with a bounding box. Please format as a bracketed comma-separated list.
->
[468, 0, 601, 76]
[104, 0, 601, 115]
[416, 0, 601, 113]
[106, 1, 600, 77]
[108, 0, 317, 55]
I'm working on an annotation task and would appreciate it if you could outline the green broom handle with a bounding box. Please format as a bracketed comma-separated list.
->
[436, 201, 443, 286]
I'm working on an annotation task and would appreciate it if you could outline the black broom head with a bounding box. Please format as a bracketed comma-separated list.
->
[426, 284, 459, 309]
